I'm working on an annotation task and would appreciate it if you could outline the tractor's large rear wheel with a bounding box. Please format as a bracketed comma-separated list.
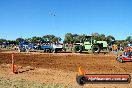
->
[92, 45, 100, 54]
[74, 45, 82, 53]
[52, 49, 58, 53]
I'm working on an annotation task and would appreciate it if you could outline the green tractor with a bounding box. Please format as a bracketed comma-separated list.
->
[71, 36, 108, 54]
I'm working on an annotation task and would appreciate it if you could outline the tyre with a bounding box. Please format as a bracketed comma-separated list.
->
[119, 58, 123, 63]
[18, 49, 21, 52]
[76, 75, 86, 85]
[117, 57, 123, 63]
[92, 45, 100, 53]
[63, 48, 66, 52]
[54, 49, 58, 53]
[47, 49, 52, 53]
[74, 45, 82, 53]
[26, 49, 29, 52]
[19, 48, 26, 52]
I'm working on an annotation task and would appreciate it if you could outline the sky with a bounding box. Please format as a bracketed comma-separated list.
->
[0, 0, 132, 40]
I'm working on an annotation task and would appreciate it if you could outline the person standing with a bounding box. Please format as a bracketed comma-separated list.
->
[112, 44, 118, 55]
[129, 47, 132, 57]
[117, 44, 120, 51]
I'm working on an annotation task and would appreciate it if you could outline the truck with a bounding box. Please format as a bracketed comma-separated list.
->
[18, 41, 29, 52]
[36, 43, 63, 53]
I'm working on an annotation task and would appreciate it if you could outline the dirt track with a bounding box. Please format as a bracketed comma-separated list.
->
[0, 52, 132, 88]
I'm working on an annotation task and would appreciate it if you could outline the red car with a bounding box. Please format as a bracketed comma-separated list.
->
[117, 55, 132, 63]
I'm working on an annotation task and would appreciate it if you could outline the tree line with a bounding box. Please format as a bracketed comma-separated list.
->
[0, 33, 132, 47]
[64, 33, 132, 47]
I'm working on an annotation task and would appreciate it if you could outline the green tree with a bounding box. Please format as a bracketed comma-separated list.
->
[91, 33, 100, 40]
[106, 35, 115, 44]
[30, 36, 42, 43]
[64, 33, 86, 43]
[64, 33, 74, 43]
[42, 35, 60, 43]
[0, 39, 7, 43]
[74, 34, 86, 43]
[16, 38, 24, 44]
[52, 37, 61, 43]
[126, 36, 132, 42]
[25, 38, 32, 43]
[99, 34, 106, 41]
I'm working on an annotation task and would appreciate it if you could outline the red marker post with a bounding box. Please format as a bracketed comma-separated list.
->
[12, 54, 15, 74]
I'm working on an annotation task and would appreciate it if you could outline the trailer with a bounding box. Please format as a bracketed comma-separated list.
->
[36, 43, 62, 53]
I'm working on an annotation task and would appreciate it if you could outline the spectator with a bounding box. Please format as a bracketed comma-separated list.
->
[117, 44, 120, 51]
[112, 44, 118, 55]
[124, 46, 132, 57]
[128, 47, 132, 57]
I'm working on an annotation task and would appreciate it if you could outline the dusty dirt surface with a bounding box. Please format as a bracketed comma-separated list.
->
[0, 52, 132, 88]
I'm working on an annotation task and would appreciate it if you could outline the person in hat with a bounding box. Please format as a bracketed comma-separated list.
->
[112, 44, 118, 55]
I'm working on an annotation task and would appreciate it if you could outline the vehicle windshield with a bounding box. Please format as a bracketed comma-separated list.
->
[85, 37, 91, 43]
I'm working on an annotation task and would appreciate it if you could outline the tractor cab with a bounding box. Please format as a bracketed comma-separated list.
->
[83, 36, 92, 50]
[84, 36, 92, 44]
[84, 36, 97, 44]
[84, 36, 96, 50]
